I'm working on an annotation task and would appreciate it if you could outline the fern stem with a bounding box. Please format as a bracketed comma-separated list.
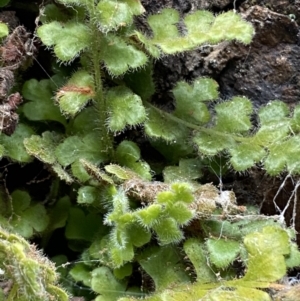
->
[144, 101, 251, 143]
[86, 1, 113, 158]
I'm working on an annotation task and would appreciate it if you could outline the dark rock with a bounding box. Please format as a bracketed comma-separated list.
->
[214, 6, 300, 107]
[241, 0, 300, 20]
[143, 4, 300, 108]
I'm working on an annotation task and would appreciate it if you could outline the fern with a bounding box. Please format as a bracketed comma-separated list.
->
[20, 0, 255, 184]
[0, 0, 298, 300]
[0, 227, 68, 300]
[145, 80, 300, 175]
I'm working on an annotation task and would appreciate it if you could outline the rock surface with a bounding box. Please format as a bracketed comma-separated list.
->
[217, 6, 300, 107]
[142, 1, 300, 107]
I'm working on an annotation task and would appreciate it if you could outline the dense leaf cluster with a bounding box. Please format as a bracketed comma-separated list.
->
[0, 0, 299, 300]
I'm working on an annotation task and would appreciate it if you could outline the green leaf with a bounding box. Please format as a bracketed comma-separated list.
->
[124, 63, 155, 100]
[47, 196, 71, 233]
[184, 10, 215, 44]
[65, 208, 103, 241]
[10, 190, 49, 238]
[105, 164, 138, 180]
[24, 131, 62, 164]
[78, 184, 116, 208]
[265, 136, 300, 175]
[285, 242, 300, 269]
[208, 11, 254, 44]
[253, 121, 290, 146]
[22, 204, 49, 232]
[114, 263, 132, 279]
[127, 223, 151, 247]
[37, 21, 91, 62]
[0, 124, 33, 162]
[129, 31, 161, 58]
[126, 160, 151, 181]
[47, 286, 69, 301]
[135, 204, 162, 227]
[214, 97, 253, 133]
[0, 232, 69, 301]
[101, 34, 148, 75]
[291, 104, 300, 132]
[201, 219, 281, 241]
[173, 78, 218, 124]
[157, 182, 194, 205]
[0, 23, 8, 38]
[153, 218, 184, 245]
[244, 226, 290, 257]
[104, 189, 130, 225]
[111, 226, 131, 251]
[71, 159, 91, 182]
[89, 235, 112, 267]
[167, 202, 194, 225]
[24, 132, 73, 183]
[193, 131, 235, 156]
[22, 78, 66, 125]
[77, 186, 99, 204]
[69, 263, 91, 287]
[115, 140, 151, 180]
[203, 286, 271, 301]
[138, 245, 190, 291]
[11, 190, 31, 211]
[40, 3, 80, 23]
[144, 103, 190, 141]
[177, 159, 203, 180]
[145, 9, 254, 54]
[70, 107, 98, 135]
[96, 0, 134, 32]
[121, 0, 145, 15]
[243, 226, 289, 282]
[258, 100, 289, 124]
[184, 238, 216, 283]
[206, 238, 240, 269]
[230, 142, 266, 171]
[150, 137, 194, 163]
[110, 240, 135, 267]
[55, 133, 109, 166]
[163, 158, 203, 183]
[91, 266, 126, 299]
[56, 70, 95, 117]
[107, 86, 146, 131]
[148, 8, 180, 41]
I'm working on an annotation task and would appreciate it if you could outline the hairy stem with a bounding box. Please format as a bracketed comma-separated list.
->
[86, 1, 113, 159]
[144, 101, 253, 143]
